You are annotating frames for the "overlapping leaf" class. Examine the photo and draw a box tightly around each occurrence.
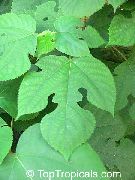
[89,107,135,180]
[0,78,22,117]
[18,55,115,159]
[0,13,37,81]
[109,12,135,46]
[54,16,89,57]
[35,1,58,32]
[11,0,46,14]
[80,26,105,48]
[36,31,56,58]
[88,5,114,42]
[114,60,135,110]
[0,124,109,180]
[0,117,13,165]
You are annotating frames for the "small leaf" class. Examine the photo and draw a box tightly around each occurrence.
[36,31,56,57]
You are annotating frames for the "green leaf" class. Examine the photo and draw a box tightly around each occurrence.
[108,0,127,10]
[54,16,89,57]
[115,138,135,180]
[114,60,135,110]
[36,31,56,58]
[0,78,22,117]
[41,106,95,160]
[0,13,37,81]
[11,0,46,14]
[18,55,115,158]
[18,55,115,117]
[89,105,135,180]
[89,5,114,43]
[55,33,90,57]
[0,117,13,165]
[59,0,105,18]
[0,124,109,180]
[54,16,83,33]
[35,1,57,32]
[129,103,135,120]
[80,26,105,48]
[109,13,135,46]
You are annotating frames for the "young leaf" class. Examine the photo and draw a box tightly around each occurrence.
[0,124,109,180]
[0,117,13,165]
[36,31,56,58]
[59,0,105,18]
[0,13,37,81]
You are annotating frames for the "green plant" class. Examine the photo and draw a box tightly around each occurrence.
[0,0,135,179]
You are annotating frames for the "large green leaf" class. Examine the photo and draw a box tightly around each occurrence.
[0,78,21,117]
[18,55,115,118]
[18,55,115,158]
[0,124,109,180]
[0,13,37,81]
[108,13,135,46]
[0,117,13,165]
[59,0,105,18]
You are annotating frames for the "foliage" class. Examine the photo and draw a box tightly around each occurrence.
[0,0,135,179]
